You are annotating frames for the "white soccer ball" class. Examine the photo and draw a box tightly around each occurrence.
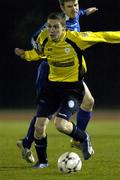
[57,152,82,173]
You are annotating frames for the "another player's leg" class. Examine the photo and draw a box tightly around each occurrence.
[54,117,93,160]
[71,81,94,155]
[36,61,49,99]
[77,81,94,131]
[55,96,93,160]
[17,116,36,163]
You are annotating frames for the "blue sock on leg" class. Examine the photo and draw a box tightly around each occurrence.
[77,108,92,131]
[22,116,36,149]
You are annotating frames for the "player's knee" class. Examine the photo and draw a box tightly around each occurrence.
[81,95,94,111]
[34,117,48,139]
[87,95,94,108]
[54,117,72,134]
[54,117,66,132]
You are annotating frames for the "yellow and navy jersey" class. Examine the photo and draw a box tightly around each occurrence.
[25,29,120,82]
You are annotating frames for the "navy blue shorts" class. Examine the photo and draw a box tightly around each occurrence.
[36,81,84,120]
[36,60,49,95]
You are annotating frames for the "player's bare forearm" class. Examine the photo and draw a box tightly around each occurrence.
[85,7,98,16]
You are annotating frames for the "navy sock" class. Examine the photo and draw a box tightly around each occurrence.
[34,136,48,163]
[69,123,87,142]
[22,116,36,149]
[77,108,92,131]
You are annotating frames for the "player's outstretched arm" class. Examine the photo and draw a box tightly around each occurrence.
[85,7,98,16]
[15,47,43,61]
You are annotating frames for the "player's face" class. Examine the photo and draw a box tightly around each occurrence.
[47,19,65,41]
[61,0,79,18]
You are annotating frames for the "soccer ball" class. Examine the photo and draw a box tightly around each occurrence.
[58,152,82,173]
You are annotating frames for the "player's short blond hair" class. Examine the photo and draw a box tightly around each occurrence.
[59,0,77,6]
[47,12,66,27]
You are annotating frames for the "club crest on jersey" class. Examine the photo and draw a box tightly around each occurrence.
[65,48,70,54]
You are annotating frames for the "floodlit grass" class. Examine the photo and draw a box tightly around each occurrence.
[0,111,120,180]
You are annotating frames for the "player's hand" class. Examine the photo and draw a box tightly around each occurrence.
[85,7,98,15]
[14,48,25,59]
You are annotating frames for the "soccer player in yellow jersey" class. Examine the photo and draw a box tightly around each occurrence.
[15,12,120,168]
[16,0,98,166]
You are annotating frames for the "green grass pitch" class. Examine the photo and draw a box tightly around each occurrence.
[0,110,120,180]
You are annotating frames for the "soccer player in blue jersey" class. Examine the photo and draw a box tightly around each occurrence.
[17,0,98,165]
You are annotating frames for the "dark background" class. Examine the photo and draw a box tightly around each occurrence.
[1,0,120,109]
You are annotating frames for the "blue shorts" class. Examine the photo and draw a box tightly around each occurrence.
[36,60,49,95]
[36,81,84,120]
